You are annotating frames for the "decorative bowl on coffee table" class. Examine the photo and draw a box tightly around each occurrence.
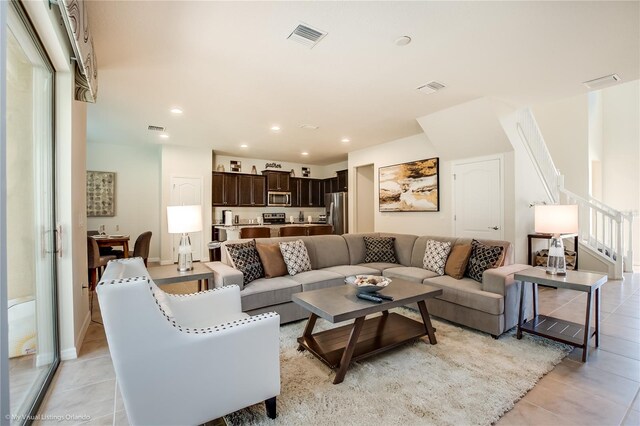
[345,275,391,293]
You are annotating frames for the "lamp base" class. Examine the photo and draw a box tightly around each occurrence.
[545,234,567,276]
[177,233,193,272]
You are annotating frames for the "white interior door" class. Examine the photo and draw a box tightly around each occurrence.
[170,176,203,261]
[453,157,503,240]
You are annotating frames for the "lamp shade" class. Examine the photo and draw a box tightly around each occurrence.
[534,204,579,234]
[167,205,202,234]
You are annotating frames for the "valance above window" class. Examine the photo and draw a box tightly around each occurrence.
[59,0,98,102]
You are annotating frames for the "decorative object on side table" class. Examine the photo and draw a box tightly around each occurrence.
[167,205,202,272]
[379,157,439,212]
[534,204,579,275]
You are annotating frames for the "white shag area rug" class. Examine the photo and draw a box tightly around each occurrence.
[226,308,570,426]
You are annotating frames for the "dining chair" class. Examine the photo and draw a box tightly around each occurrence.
[240,227,271,239]
[306,225,334,236]
[87,237,116,290]
[279,226,307,237]
[131,231,152,266]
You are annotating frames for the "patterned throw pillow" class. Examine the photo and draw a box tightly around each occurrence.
[465,240,504,282]
[363,236,398,263]
[279,240,312,276]
[225,240,265,285]
[423,239,452,276]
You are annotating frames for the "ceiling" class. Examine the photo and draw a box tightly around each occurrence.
[86,1,639,165]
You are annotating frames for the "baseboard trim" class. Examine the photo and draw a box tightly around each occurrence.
[148,257,160,263]
[61,309,91,361]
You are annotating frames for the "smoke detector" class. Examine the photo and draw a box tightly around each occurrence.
[416,81,446,95]
[287,23,327,48]
[583,74,621,90]
[148,125,166,132]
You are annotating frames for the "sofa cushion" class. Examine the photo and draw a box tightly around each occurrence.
[321,265,381,277]
[445,244,473,279]
[411,236,459,268]
[279,239,312,276]
[290,270,345,291]
[383,266,439,283]
[364,236,398,263]
[307,235,351,269]
[240,276,302,311]
[343,233,379,265]
[424,275,504,315]
[465,240,504,282]
[381,233,419,266]
[456,237,512,266]
[358,262,402,272]
[423,239,452,276]
[255,242,287,278]
[225,240,264,285]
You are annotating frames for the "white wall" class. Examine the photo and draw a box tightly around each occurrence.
[602,80,640,266]
[348,133,452,236]
[161,145,213,264]
[532,94,590,198]
[86,142,161,260]
[355,164,375,233]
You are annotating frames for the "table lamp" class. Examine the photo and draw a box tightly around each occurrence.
[167,205,202,272]
[534,204,579,275]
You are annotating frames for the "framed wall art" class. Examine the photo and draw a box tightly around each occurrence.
[87,171,116,217]
[379,157,439,212]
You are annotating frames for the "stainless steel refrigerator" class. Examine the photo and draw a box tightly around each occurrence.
[325,192,348,235]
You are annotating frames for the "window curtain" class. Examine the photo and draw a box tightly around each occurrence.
[59,0,98,102]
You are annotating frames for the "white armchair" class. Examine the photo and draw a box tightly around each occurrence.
[96,258,280,425]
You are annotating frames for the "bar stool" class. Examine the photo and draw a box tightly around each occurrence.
[306,225,334,236]
[279,226,307,237]
[240,227,271,239]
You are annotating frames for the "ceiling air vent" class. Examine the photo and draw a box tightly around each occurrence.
[417,81,446,95]
[583,74,620,90]
[147,125,165,132]
[287,23,327,48]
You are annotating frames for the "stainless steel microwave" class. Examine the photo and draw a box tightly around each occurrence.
[267,191,291,207]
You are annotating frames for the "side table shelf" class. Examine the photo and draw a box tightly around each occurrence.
[527,233,579,269]
[520,315,595,347]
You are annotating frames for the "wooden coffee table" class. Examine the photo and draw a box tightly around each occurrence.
[292,279,443,384]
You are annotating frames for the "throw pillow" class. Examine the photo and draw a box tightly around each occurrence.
[225,240,265,285]
[422,239,452,276]
[465,240,504,283]
[279,239,312,276]
[445,244,473,279]
[363,236,398,263]
[256,242,288,278]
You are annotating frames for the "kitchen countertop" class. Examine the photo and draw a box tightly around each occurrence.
[215,222,328,229]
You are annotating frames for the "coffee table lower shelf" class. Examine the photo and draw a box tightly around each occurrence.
[297,313,426,369]
[520,314,595,347]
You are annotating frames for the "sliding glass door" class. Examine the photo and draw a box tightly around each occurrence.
[5,1,59,423]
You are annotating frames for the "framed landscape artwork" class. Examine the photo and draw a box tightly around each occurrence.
[379,157,439,212]
[87,171,116,217]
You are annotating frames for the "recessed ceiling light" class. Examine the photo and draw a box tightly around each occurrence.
[159,133,169,139]
[170,108,183,114]
[341,137,350,143]
[240,144,248,148]
[271,125,281,132]
[301,152,309,156]
[394,36,412,46]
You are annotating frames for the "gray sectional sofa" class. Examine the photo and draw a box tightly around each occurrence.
[205,233,533,337]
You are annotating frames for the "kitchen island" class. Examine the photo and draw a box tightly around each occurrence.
[215,222,329,240]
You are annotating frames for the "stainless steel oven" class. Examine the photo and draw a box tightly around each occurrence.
[267,191,291,207]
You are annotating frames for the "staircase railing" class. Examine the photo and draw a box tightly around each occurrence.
[515,107,632,278]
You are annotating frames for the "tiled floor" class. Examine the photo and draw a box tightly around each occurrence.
[35,273,639,425]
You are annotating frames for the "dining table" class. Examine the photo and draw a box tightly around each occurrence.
[91,234,131,257]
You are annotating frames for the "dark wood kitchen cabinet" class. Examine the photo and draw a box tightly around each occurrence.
[337,169,348,192]
[238,175,266,207]
[212,172,238,206]
[311,179,323,207]
[263,171,290,192]
[299,179,311,207]
[290,177,301,207]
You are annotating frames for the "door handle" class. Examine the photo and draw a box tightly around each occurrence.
[488,226,499,230]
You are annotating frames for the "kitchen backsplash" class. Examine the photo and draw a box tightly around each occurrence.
[212,206,326,224]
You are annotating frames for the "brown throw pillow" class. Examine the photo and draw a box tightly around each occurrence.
[445,244,473,279]
[256,243,288,278]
